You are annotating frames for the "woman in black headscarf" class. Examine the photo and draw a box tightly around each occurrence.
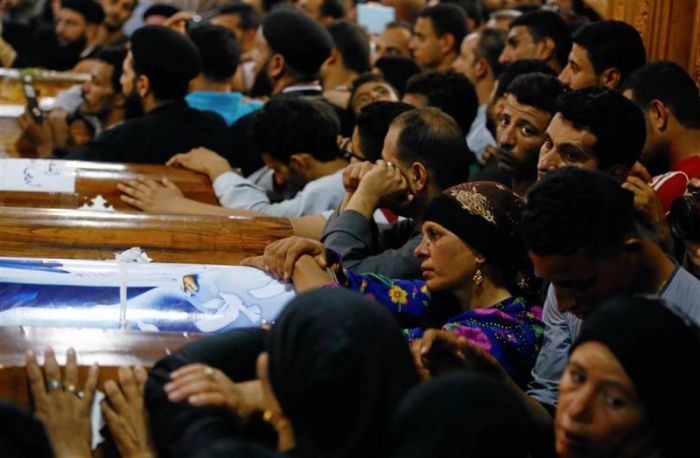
[556,296,700,458]
[260,287,419,458]
[164,288,419,458]
[246,182,544,387]
[385,371,541,458]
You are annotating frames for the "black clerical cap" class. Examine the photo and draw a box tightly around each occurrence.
[262,8,332,75]
[61,0,105,24]
[130,25,202,83]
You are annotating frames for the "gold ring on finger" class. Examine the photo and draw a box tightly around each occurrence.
[65,384,78,395]
[203,366,215,381]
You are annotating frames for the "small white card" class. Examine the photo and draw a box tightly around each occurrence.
[0,159,76,193]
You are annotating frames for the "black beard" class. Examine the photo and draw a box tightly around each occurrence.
[123,89,145,120]
[250,67,273,98]
[36,28,87,71]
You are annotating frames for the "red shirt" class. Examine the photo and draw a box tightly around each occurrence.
[652,155,700,213]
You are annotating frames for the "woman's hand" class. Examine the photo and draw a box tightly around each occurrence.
[102,366,155,458]
[411,329,506,380]
[164,363,263,419]
[241,236,327,282]
[26,347,98,458]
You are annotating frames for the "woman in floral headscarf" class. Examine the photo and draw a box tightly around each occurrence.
[248,182,543,387]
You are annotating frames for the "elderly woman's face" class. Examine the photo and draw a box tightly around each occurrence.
[556,341,655,458]
[414,221,482,293]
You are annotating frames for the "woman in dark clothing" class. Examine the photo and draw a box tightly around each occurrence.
[557,297,700,458]
[160,288,419,458]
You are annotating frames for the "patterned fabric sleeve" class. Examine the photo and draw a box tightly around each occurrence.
[337,270,432,317]
[442,298,544,387]
[328,269,544,387]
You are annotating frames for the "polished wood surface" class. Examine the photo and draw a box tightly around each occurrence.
[0,207,293,264]
[0,326,204,408]
[0,69,88,104]
[602,0,700,84]
[0,161,220,210]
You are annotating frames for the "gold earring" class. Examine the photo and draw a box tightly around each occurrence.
[472,268,483,286]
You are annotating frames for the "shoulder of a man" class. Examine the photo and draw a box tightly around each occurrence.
[527,285,577,407]
[661,266,700,325]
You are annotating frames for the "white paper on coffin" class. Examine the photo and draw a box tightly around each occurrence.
[0,257,296,333]
[0,159,76,192]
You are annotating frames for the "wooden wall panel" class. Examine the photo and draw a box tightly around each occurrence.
[605,0,700,85]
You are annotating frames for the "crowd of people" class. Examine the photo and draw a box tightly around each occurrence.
[2,0,700,456]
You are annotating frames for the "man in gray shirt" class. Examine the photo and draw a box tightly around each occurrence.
[322,107,475,278]
[522,167,700,410]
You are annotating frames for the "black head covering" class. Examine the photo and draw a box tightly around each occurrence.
[61,0,105,24]
[0,401,53,457]
[268,288,419,458]
[423,181,536,294]
[262,8,332,76]
[130,25,202,86]
[572,296,700,458]
[385,371,539,458]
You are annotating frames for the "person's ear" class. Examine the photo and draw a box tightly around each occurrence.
[474,57,489,80]
[599,67,622,90]
[440,33,456,57]
[622,236,644,256]
[648,99,669,133]
[84,23,98,41]
[409,161,429,192]
[136,74,150,98]
[268,53,285,79]
[328,48,339,65]
[289,153,311,173]
[537,36,556,63]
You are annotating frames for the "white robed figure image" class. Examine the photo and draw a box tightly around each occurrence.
[0,257,296,333]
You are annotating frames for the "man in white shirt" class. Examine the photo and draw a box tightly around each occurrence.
[118,96,348,218]
[452,28,506,160]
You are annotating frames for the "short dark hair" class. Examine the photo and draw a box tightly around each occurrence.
[385,20,413,32]
[418,4,468,54]
[188,24,240,82]
[214,2,260,29]
[320,0,345,20]
[495,59,556,100]
[326,20,370,75]
[95,46,127,94]
[506,73,564,116]
[621,61,700,130]
[373,56,421,96]
[404,71,478,135]
[142,3,179,21]
[356,101,414,161]
[510,10,571,69]
[392,107,475,189]
[441,0,483,28]
[475,28,507,78]
[523,167,637,258]
[255,96,341,163]
[557,87,646,169]
[572,20,646,85]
